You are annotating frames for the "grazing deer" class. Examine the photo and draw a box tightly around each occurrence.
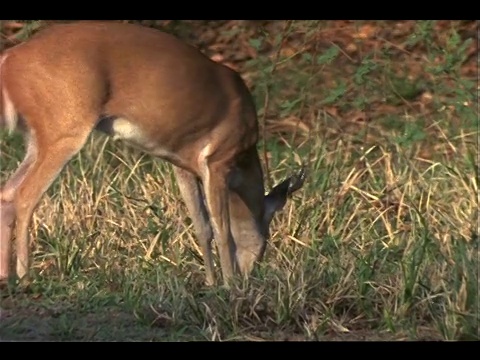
[0,21,305,286]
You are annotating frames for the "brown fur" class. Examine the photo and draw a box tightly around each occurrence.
[0,21,304,286]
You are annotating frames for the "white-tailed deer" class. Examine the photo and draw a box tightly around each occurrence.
[0,21,305,286]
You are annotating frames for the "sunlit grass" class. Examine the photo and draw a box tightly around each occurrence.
[0,20,477,341]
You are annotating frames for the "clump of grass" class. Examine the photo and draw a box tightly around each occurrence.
[0,20,477,341]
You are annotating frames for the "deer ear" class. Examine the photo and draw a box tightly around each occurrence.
[285,166,307,195]
[263,167,307,226]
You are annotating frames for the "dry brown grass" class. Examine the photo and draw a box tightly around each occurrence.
[1,20,478,341]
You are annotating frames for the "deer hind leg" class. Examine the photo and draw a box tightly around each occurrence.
[173,166,216,285]
[0,199,15,280]
[228,147,267,276]
[0,135,38,280]
[10,122,92,281]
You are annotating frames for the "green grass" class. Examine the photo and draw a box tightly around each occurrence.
[0,20,478,341]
